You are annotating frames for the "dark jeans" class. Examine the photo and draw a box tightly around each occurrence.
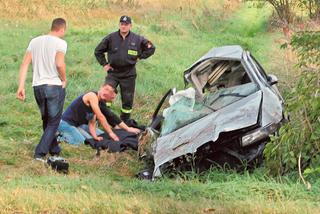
[33,85,65,158]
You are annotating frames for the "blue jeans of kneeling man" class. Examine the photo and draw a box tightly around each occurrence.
[57,120,104,145]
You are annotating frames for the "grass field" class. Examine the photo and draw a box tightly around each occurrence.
[0,0,319,213]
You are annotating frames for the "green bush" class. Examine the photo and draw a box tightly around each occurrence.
[264,31,320,179]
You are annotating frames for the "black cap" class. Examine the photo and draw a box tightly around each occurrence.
[119,15,132,24]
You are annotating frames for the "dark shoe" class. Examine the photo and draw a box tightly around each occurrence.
[125,119,146,130]
[120,112,131,122]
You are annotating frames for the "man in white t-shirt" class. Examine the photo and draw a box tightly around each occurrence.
[17,18,68,161]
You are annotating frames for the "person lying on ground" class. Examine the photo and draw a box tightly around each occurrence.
[57,83,140,146]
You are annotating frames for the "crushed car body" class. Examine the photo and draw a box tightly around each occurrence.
[140,45,286,178]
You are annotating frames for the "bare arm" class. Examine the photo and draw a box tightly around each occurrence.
[85,93,119,141]
[117,122,141,134]
[55,51,67,88]
[88,115,103,141]
[17,52,32,101]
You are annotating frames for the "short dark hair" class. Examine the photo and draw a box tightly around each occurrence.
[51,18,66,31]
[102,83,118,94]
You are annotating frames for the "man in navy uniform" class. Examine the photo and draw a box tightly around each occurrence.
[94,15,156,122]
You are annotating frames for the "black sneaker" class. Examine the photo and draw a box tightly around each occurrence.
[47,156,69,174]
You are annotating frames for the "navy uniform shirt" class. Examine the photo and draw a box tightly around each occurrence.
[94,30,155,76]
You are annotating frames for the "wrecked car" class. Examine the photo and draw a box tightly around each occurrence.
[138,45,286,178]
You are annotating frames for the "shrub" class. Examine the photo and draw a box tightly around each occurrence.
[264,31,320,180]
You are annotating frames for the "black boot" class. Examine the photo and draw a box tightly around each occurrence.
[120,112,131,123]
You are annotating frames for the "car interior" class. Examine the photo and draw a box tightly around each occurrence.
[187,59,252,97]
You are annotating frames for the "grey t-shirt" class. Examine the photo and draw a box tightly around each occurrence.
[27,35,67,86]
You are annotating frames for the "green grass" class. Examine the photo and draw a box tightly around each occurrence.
[0,148,319,213]
[0,0,318,213]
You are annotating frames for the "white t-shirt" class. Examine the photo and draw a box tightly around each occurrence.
[27,35,67,86]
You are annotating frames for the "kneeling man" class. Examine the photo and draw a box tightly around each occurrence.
[58,83,140,145]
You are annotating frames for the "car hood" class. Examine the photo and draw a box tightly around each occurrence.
[153,90,262,177]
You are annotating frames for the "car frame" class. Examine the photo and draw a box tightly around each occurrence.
[140,45,286,178]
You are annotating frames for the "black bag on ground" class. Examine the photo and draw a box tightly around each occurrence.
[47,156,69,173]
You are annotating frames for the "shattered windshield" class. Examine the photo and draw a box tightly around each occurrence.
[160,83,258,135]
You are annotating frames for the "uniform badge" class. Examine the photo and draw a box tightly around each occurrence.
[128,50,138,56]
